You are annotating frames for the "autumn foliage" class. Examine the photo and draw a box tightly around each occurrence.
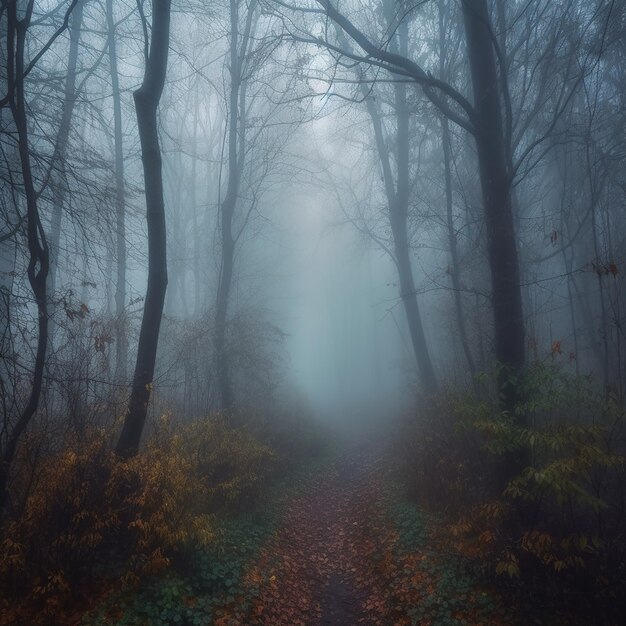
[0,415,275,625]
[399,363,626,619]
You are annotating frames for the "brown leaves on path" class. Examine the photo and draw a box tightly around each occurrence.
[215,449,509,626]
[218,453,395,625]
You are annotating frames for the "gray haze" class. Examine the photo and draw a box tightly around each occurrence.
[1,0,624,430]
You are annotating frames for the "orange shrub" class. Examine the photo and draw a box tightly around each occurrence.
[0,415,275,623]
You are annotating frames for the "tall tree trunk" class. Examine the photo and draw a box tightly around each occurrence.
[214,0,242,411]
[461,0,525,411]
[48,0,83,336]
[391,25,438,393]
[438,1,478,393]
[360,97,437,393]
[0,4,50,510]
[391,212,438,393]
[585,130,610,390]
[115,0,170,458]
[351,16,437,394]
[191,85,201,317]
[461,0,529,494]
[442,116,478,393]
[106,0,128,383]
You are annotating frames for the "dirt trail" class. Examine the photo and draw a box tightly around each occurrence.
[218,450,391,625]
[216,446,510,626]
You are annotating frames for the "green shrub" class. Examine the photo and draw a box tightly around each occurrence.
[400,363,626,615]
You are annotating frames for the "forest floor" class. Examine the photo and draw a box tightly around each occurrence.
[207,441,514,626]
[83,439,533,626]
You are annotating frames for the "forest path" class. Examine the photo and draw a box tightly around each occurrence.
[216,442,510,626]
[219,446,392,625]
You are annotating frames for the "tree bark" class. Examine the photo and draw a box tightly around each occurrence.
[214,0,257,410]
[318,0,526,407]
[115,0,170,458]
[391,209,438,394]
[214,0,241,412]
[461,0,525,410]
[437,2,478,393]
[442,116,478,393]
[0,3,50,510]
[351,16,437,394]
[106,0,128,383]
[391,23,438,393]
[48,0,83,336]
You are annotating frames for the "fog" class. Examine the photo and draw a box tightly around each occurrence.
[1,0,625,623]
[5,0,623,427]
[0,0,625,464]
[279,190,409,420]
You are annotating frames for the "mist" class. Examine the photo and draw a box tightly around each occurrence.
[1,0,625,623]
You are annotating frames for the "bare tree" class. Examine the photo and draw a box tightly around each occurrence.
[106,0,128,383]
[437,0,478,393]
[214,0,258,409]
[48,0,84,307]
[341,7,438,393]
[0,0,79,511]
[116,0,171,458]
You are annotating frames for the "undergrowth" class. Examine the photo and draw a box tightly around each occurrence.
[387,499,513,625]
[81,447,335,626]
[0,412,318,625]
[399,362,626,623]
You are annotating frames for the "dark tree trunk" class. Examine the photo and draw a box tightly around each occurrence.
[391,40,438,394]
[391,212,438,394]
[106,0,128,383]
[214,57,238,410]
[214,0,251,411]
[0,5,50,510]
[48,0,83,334]
[461,0,529,494]
[461,0,525,410]
[319,0,524,401]
[115,0,170,458]
[437,1,478,393]
[215,222,235,410]
[442,116,479,394]
[354,17,438,394]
